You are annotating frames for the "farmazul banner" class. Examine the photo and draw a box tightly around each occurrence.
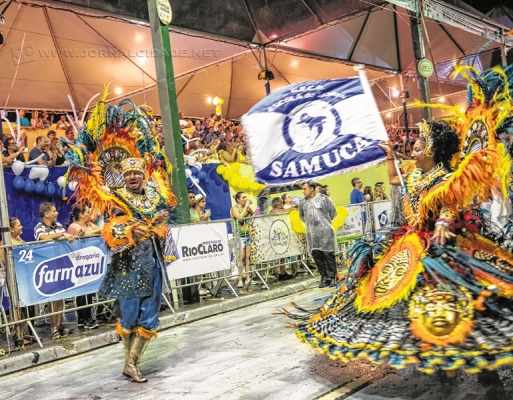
[14,237,108,306]
[242,77,388,185]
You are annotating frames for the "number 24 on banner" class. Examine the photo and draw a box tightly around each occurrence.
[18,249,34,263]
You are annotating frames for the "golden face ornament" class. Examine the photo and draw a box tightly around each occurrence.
[355,233,426,313]
[409,285,474,346]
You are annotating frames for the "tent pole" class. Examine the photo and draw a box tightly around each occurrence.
[409,0,431,121]
[263,47,271,96]
[500,29,508,67]
[146,0,190,224]
[399,74,410,155]
[0,160,23,343]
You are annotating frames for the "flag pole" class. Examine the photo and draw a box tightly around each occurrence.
[356,65,405,190]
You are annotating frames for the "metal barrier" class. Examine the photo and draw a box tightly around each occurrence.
[0,200,396,353]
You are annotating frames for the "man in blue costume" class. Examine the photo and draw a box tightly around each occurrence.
[100,157,172,383]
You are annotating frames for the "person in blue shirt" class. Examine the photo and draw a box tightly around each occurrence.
[349,177,364,204]
[18,110,30,127]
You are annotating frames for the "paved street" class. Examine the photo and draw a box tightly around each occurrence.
[1,288,512,400]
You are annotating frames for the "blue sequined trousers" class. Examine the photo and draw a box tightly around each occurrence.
[119,261,162,330]
[100,239,163,331]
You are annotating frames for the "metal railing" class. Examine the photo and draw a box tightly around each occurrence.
[0,201,393,353]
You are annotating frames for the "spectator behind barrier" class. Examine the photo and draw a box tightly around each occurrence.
[29,136,52,167]
[269,197,284,215]
[56,115,70,130]
[281,193,296,211]
[68,206,100,331]
[374,181,388,201]
[34,202,74,340]
[2,136,25,166]
[18,110,30,127]
[190,194,210,223]
[350,177,364,204]
[9,217,38,347]
[47,130,66,166]
[10,217,24,245]
[363,186,374,202]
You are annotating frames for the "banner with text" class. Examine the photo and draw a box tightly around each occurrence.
[14,237,109,306]
[166,222,231,280]
[250,214,305,263]
[242,77,388,185]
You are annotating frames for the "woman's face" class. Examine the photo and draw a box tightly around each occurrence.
[11,219,22,237]
[412,139,429,163]
[238,194,247,206]
[198,199,206,209]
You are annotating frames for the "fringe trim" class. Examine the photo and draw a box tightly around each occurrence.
[296,327,513,375]
[135,326,158,340]
[115,321,132,337]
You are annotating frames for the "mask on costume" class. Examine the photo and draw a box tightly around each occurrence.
[463,120,489,155]
[99,147,132,189]
[409,285,474,346]
[374,250,409,297]
[355,233,425,313]
[121,157,146,176]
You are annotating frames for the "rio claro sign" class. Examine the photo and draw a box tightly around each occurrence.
[166,222,231,280]
[14,237,108,306]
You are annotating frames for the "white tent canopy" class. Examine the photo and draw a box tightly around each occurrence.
[0,0,507,119]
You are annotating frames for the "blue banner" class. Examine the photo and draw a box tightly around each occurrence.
[14,237,109,306]
[242,78,388,185]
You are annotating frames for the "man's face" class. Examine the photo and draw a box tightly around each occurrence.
[354,179,362,190]
[41,138,50,150]
[375,184,383,194]
[65,130,75,142]
[188,193,196,207]
[303,184,314,199]
[45,206,58,224]
[124,171,144,192]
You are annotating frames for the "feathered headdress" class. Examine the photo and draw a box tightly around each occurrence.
[409,64,513,228]
[65,86,176,216]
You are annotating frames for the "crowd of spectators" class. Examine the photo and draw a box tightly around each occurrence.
[1,110,77,168]
[350,177,389,205]
[385,124,419,156]
[1,110,249,169]
[179,113,248,164]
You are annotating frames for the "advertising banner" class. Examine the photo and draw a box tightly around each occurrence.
[14,237,108,306]
[373,201,393,230]
[342,205,364,233]
[250,214,304,263]
[166,222,231,280]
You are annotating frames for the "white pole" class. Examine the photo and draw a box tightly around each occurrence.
[356,65,405,189]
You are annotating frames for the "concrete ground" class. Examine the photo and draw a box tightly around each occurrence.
[1,288,511,400]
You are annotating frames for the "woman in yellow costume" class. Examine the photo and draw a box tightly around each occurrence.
[292,65,513,398]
